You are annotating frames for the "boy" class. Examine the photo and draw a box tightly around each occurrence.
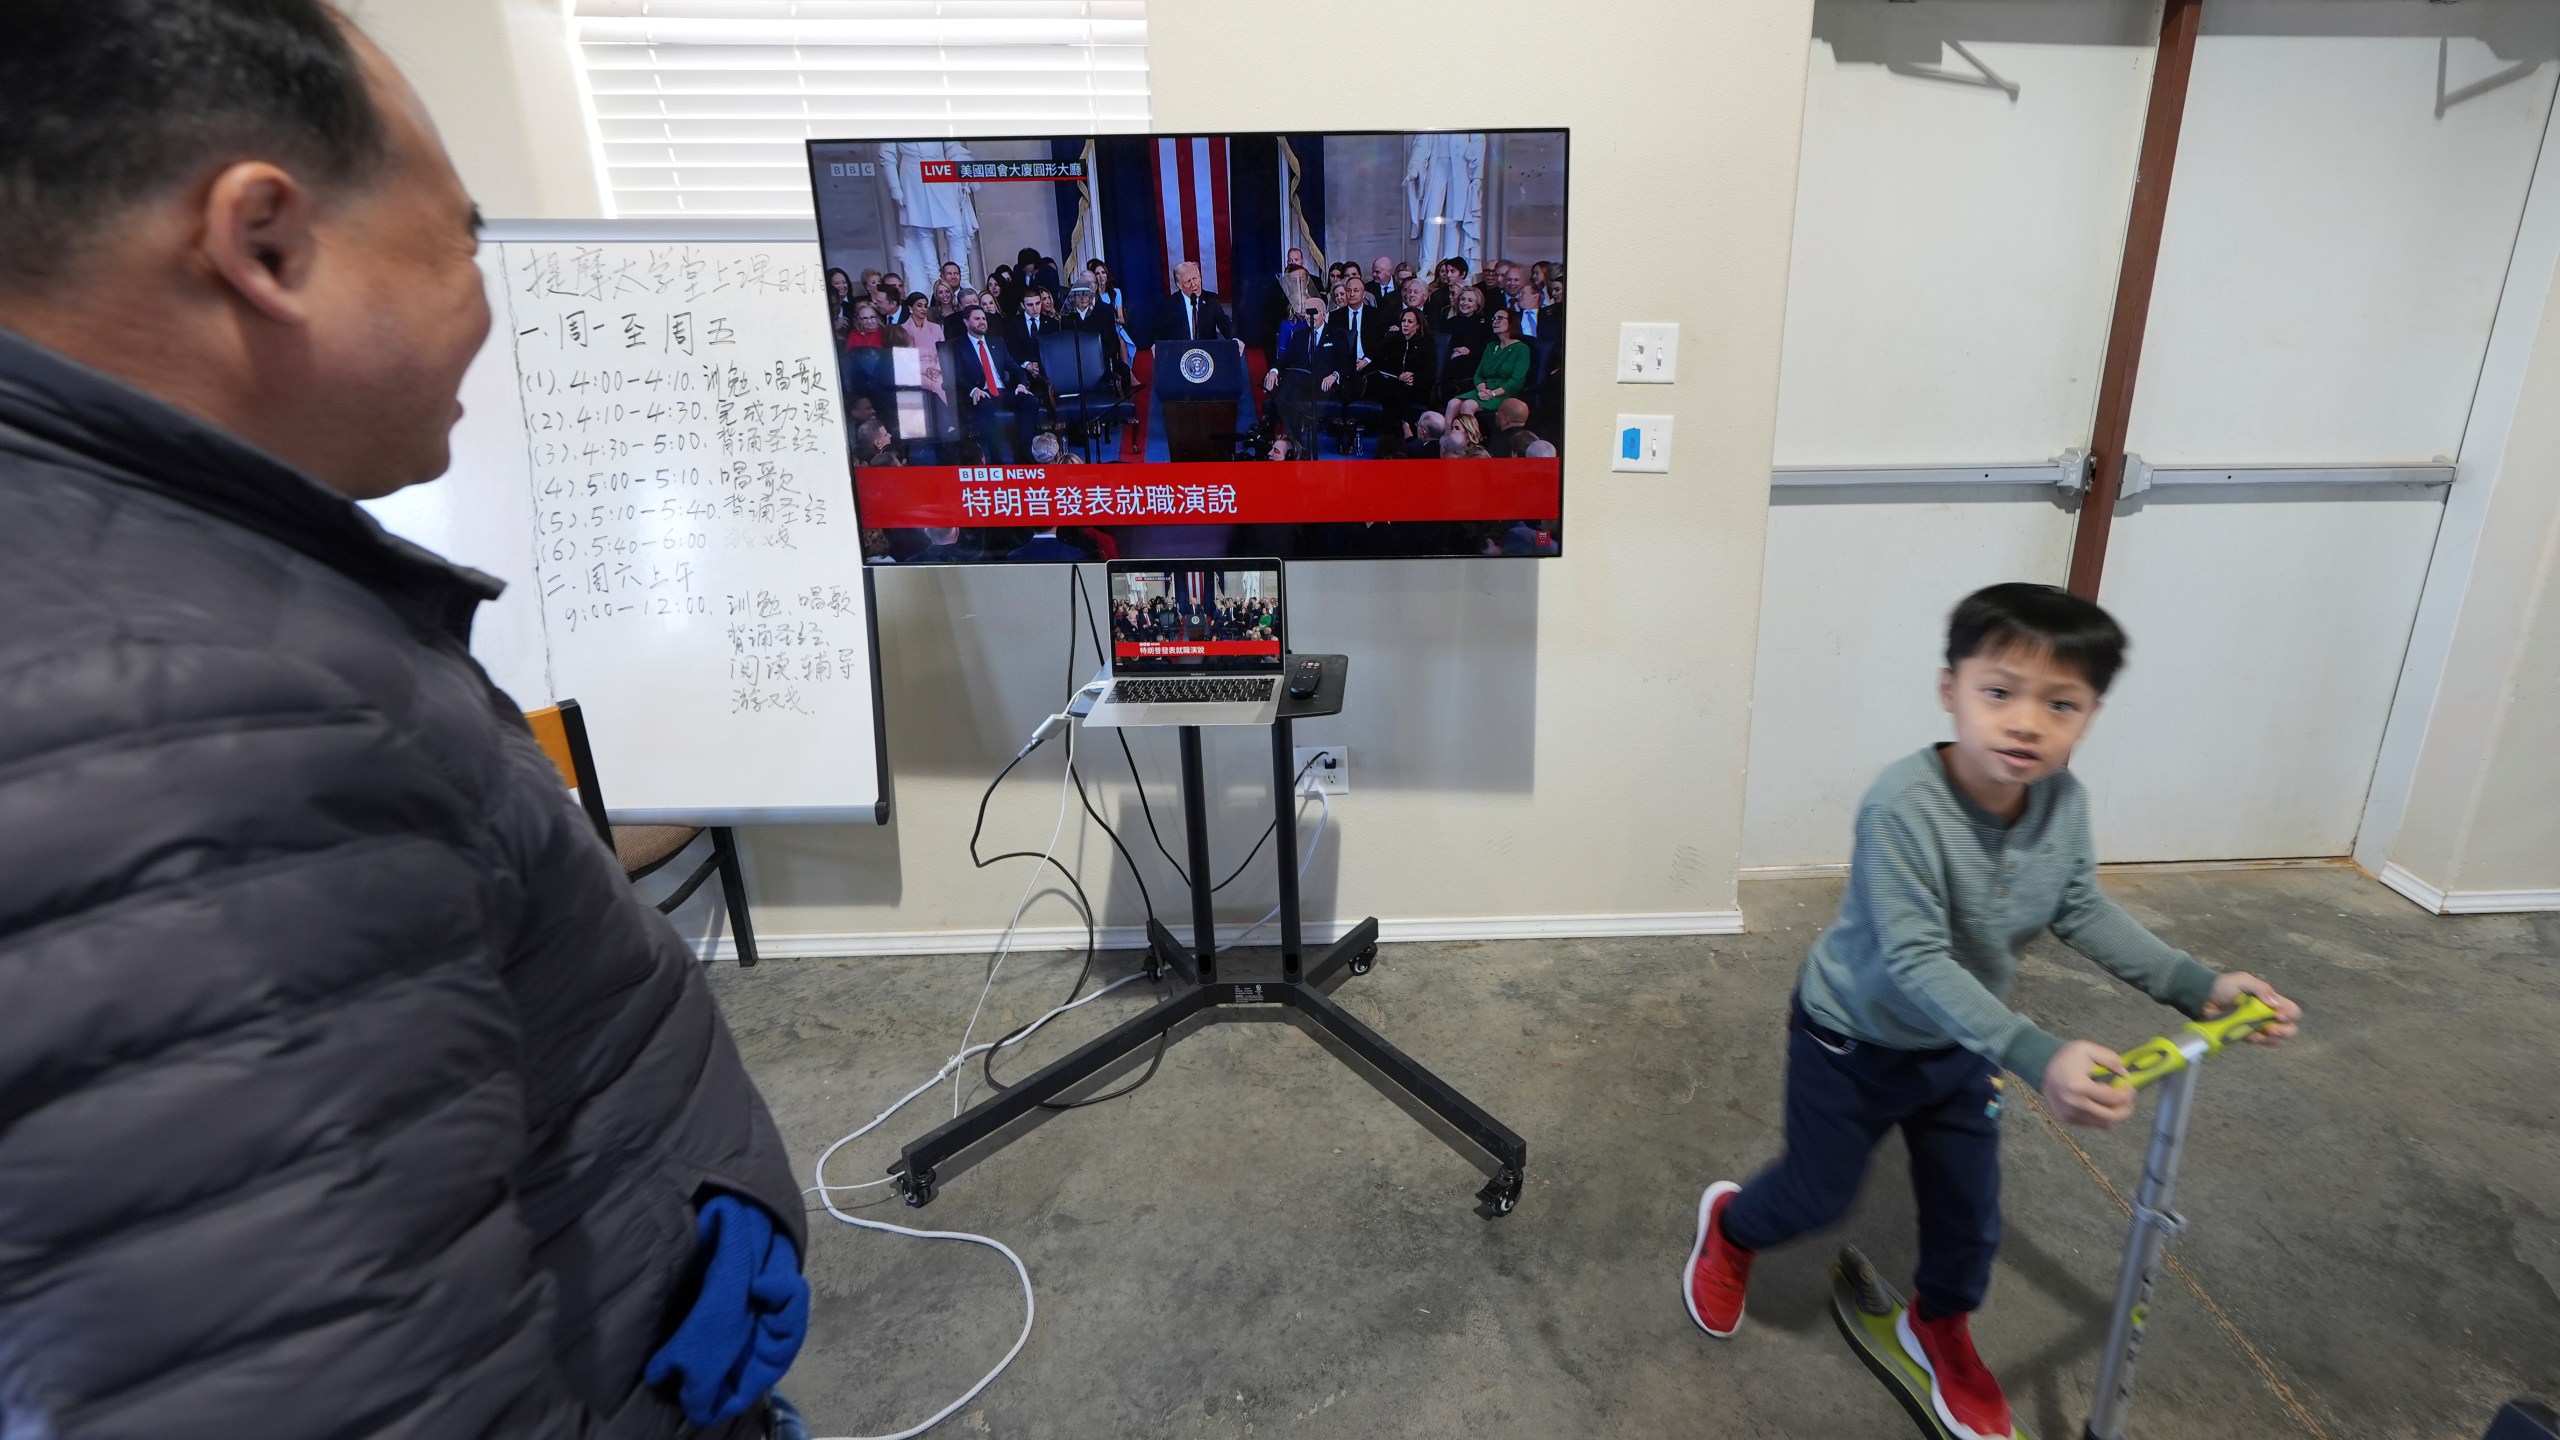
[1683,583,2300,1440]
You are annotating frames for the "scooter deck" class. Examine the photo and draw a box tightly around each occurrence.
[1830,1245,2032,1440]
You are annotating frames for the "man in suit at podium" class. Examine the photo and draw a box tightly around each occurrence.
[950,306,1039,463]
[1263,294,1347,457]
[1163,260,1232,344]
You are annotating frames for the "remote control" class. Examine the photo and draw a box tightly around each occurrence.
[1286,657,1324,699]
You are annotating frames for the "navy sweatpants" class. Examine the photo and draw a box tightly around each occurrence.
[1721,994,2005,1319]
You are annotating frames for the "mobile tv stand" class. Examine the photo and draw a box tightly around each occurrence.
[890,654,1528,1219]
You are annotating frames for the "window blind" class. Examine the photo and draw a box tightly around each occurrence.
[571,1,1150,217]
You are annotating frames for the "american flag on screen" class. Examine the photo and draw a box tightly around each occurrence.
[1151,137,1232,296]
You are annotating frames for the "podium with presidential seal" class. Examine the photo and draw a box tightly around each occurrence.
[1151,338,1247,461]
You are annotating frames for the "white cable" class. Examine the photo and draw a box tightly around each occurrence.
[802,970,1146,1201]
[955,721,1078,1116]
[798,972,1146,1440]
[806,1205,1028,1440]
[1217,783,1331,952]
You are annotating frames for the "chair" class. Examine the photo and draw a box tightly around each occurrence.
[524,699,761,967]
[1037,330,1136,459]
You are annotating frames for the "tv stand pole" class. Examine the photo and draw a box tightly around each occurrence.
[892,654,1528,1218]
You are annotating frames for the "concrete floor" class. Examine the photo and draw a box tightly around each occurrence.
[709,868,2560,1439]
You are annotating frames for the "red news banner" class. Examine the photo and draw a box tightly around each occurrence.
[853,458,1562,529]
[1116,640,1281,659]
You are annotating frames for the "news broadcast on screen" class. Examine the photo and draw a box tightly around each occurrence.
[807,130,1568,564]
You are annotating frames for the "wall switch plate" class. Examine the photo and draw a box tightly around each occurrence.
[1294,745,1349,795]
[1617,322,1679,383]
[1612,415,1673,473]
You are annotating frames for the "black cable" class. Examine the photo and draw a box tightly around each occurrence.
[1070,566,1333,894]
[966,570,1170,1113]
[1075,566,1194,886]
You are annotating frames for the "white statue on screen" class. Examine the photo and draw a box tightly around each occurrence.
[1404,132,1486,271]
[879,140,981,286]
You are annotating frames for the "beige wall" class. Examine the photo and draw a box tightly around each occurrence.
[346,0,603,219]
[2387,241,2560,902]
[352,0,1817,950]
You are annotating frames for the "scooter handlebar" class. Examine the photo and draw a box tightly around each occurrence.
[2098,994,2280,1090]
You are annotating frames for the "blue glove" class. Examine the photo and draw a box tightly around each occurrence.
[644,1194,811,1426]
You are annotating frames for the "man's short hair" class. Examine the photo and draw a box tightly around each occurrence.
[1415,410,1447,439]
[1030,432,1062,462]
[1945,582,2128,695]
[960,304,986,322]
[0,0,388,287]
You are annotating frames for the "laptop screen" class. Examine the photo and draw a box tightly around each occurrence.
[1109,565,1284,673]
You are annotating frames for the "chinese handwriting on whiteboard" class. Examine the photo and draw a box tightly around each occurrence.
[508,244,855,716]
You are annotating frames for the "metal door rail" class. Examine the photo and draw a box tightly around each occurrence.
[2119,455,2455,497]
[1771,451,2088,491]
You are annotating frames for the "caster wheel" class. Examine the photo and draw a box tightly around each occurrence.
[898,1166,938,1209]
[1348,944,1378,976]
[1473,1167,1523,1220]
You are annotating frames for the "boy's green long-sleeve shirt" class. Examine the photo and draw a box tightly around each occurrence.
[1798,746,2221,1082]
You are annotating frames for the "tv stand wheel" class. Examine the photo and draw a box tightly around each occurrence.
[898,1166,938,1209]
[1474,1168,1523,1220]
[1349,944,1377,976]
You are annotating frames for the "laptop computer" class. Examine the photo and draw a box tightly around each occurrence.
[1083,558,1287,728]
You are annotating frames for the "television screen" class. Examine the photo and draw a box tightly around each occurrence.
[808,129,1567,564]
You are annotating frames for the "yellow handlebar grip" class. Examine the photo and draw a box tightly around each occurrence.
[2188,993,2279,1048]
[2094,993,2282,1089]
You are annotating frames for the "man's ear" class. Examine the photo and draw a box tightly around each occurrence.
[1939,666,1957,714]
[198,161,319,326]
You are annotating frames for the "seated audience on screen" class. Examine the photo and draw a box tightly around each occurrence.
[851,419,900,467]
[1481,397,1537,457]
[1265,294,1346,457]
[1368,255,1398,304]
[1441,284,1490,395]
[1401,407,1449,459]
[828,266,857,329]
[843,301,887,350]
[1471,307,1530,407]
[1061,283,1130,389]
[950,305,1040,463]
[1372,307,1434,440]
[1007,526,1086,563]
[941,288,981,344]
[1329,276,1389,408]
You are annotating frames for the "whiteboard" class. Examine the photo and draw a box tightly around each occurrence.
[364,226,888,825]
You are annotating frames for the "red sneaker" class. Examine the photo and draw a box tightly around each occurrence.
[1683,1181,1754,1338]
[1897,1308,2016,1440]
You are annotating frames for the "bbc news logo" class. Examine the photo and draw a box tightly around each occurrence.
[825,161,878,178]
[960,467,1048,483]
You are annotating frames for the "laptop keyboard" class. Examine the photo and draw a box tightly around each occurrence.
[1113,676,1278,705]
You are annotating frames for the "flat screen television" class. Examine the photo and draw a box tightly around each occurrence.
[808,129,1568,564]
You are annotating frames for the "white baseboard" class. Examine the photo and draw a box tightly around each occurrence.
[2441,887,2560,913]
[2376,862,2560,914]
[690,908,1746,962]
[2378,862,2449,912]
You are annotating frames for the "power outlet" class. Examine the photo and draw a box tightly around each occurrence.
[1294,745,1349,795]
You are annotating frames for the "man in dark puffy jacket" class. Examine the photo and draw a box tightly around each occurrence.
[0,3,808,1436]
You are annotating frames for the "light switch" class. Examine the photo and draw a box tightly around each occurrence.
[1612,415,1673,473]
[1617,322,1679,384]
